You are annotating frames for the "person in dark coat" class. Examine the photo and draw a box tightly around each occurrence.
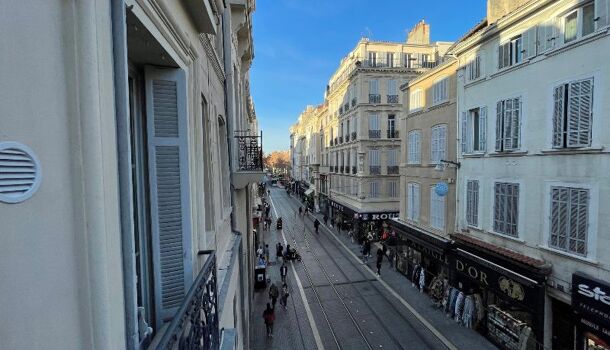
[376,248,384,276]
[323,214,328,226]
[314,218,320,233]
[263,303,275,337]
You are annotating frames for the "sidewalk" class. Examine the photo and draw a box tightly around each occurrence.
[305,208,497,350]
[249,199,318,350]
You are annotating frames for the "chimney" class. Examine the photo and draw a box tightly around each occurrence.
[487,0,532,24]
[406,20,430,45]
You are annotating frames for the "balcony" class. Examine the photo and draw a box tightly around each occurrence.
[334,137,338,145]
[345,134,350,142]
[387,130,399,139]
[330,139,334,146]
[352,166,357,174]
[387,95,398,103]
[340,166,344,173]
[344,103,349,112]
[369,130,381,139]
[369,166,381,175]
[339,136,343,144]
[339,106,343,115]
[351,132,357,141]
[387,166,399,174]
[154,250,219,350]
[351,98,357,107]
[369,94,381,104]
[233,131,265,189]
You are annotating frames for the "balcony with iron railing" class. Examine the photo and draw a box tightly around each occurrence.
[387,130,399,139]
[351,132,357,141]
[387,95,399,103]
[154,250,219,350]
[233,131,264,189]
[352,166,357,174]
[339,136,343,144]
[334,137,338,145]
[351,98,357,107]
[340,166,344,173]
[387,166,399,174]
[369,94,381,104]
[369,166,381,175]
[369,130,381,139]
[345,134,350,142]
[330,139,334,146]
[344,103,349,112]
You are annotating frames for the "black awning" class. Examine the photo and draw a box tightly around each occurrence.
[390,219,452,254]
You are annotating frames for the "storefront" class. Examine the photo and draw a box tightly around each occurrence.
[318,192,329,216]
[328,199,397,239]
[449,234,549,350]
[572,273,610,350]
[329,199,359,232]
[304,188,315,209]
[390,219,451,298]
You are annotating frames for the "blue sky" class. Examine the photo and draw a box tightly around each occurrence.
[251,0,487,153]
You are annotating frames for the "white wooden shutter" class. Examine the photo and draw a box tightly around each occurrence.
[512,99,521,149]
[522,26,538,60]
[553,85,566,147]
[550,187,568,249]
[495,101,503,151]
[569,188,589,255]
[439,125,447,161]
[479,107,487,152]
[413,184,420,221]
[461,112,468,154]
[567,78,594,147]
[145,66,193,325]
[595,0,608,29]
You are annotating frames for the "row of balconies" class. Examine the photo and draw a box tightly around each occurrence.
[367,94,399,104]
[329,130,397,147]
[368,130,399,139]
[325,165,398,175]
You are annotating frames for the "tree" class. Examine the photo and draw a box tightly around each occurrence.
[264,150,290,173]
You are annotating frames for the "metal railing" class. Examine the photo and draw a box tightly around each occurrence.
[340,166,344,173]
[330,139,333,146]
[369,166,381,175]
[387,166,399,174]
[339,136,343,144]
[334,137,338,145]
[369,130,381,139]
[235,131,263,171]
[155,251,218,350]
[387,130,399,139]
[352,166,357,174]
[387,95,399,103]
[351,132,357,140]
[351,98,357,107]
[369,94,381,104]
[344,103,349,112]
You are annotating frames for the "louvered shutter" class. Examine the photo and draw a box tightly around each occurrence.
[479,107,487,152]
[145,66,193,326]
[553,85,566,148]
[439,125,447,161]
[522,26,538,59]
[513,99,521,149]
[495,101,503,151]
[596,0,608,29]
[550,187,567,249]
[569,188,589,255]
[567,79,594,147]
[461,112,468,154]
[414,184,420,221]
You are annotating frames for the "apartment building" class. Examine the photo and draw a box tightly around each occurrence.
[0,1,261,349]
[390,58,458,288]
[452,1,610,349]
[303,21,453,237]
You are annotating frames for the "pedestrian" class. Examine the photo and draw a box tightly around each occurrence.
[348,228,354,243]
[314,218,320,234]
[280,283,290,310]
[276,242,283,260]
[280,262,288,283]
[269,283,279,307]
[264,244,270,263]
[376,248,384,276]
[263,303,275,337]
[336,219,341,234]
[298,207,302,216]
[256,245,263,257]
[304,206,309,215]
[267,189,271,197]
[323,214,328,226]
[365,239,372,258]
[329,216,335,229]
[361,244,369,264]
[263,219,268,231]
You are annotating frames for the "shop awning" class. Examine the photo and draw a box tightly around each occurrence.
[304,188,314,196]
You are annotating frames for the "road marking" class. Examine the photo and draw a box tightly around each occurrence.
[317,220,458,350]
[270,195,325,350]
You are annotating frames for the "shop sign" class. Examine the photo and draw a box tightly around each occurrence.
[358,212,399,221]
[406,238,446,263]
[330,201,344,212]
[573,273,610,327]
[451,252,540,310]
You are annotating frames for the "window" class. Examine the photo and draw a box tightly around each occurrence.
[564,3,596,44]
[407,183,420,221]
[410,89,423,111]
[467,56,481,81]
[430,124,447,164]
[462,107,487,154]
[495,98,521,152]
[498,35,522,69]
[538,19,557,53]
[466,180,479,227]
[370,181,380,198]
[369,149,380,168]
[387,115,396,137]
[369,114,380,138]
[430,187,445,230]
[368,51,378,67]
[493,182,519,237]
[549,186,589,256]
[386,52,395,67]
[407,130,421,164]
[565,11,578,42]
[553,78,593,148]
[352,178,358,196]
[369,79,380,103]
[432,77,449,104]
[387,149,398,166]
[387,180,398,198]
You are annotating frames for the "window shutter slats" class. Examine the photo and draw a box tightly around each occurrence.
[553,85,565,147]
[145,66,192,326]
[522,26,538,59]
[461,112,468,154]
[479,107,487,152]
[495,102,503,151]
[414,184,420,221]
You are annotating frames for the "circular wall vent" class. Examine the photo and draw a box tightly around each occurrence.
[0,142,42,203]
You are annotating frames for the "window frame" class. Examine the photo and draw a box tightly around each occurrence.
[407,182,420,222]
[430,124,447,164]
[552,77,594,149]
[466,179,480,228]
[407,130,421,164]
[429,186,446,230]
[432,77,449,105]
[467,55,481,81]
[409,89,423,111]
[492,182,520,238]
[495,97,522,152]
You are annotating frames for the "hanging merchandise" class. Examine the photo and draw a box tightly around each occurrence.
[487,305,533,350]
[454,291,465,323]
[411,264,420,287]
[428,277,445,306]
[419,267,426,292]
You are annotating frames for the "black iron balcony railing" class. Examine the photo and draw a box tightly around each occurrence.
[369,130,381,139]
[369,166,381,175]
[330,139,333,146]
[340,166,344,173]
[334,137,338,145]
[387,166,399,174]
[351,98,357,107]
[387,130,399,139]
[345,134,350,142]
[352,166,357,174]
[339,136,343,144]
[155,250,218,350]
[351,132,357,140]
[344,103,349,112]
[387,95,399,103]
[369,94,381,104]
[339,106,343,115]
[235,131,263,171]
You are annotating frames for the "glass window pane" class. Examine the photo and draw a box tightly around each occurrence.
[565,12,578,43]
[582,4,595,36]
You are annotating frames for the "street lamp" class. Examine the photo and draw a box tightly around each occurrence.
[434,159,461,171]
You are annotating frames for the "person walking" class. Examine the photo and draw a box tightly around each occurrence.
[298,207,303,216]
[269,282,279,308]
[336,218,341,234]
[376,248,384,276]
[256,245,263,257]
[361,243,369,264]
[280,263,288,283]
[276,242,283,261]
[280,283,290,310]
[264,244,270,264]
[313,218,320,234]
[323,214,328,226]
[263,303,275,338]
